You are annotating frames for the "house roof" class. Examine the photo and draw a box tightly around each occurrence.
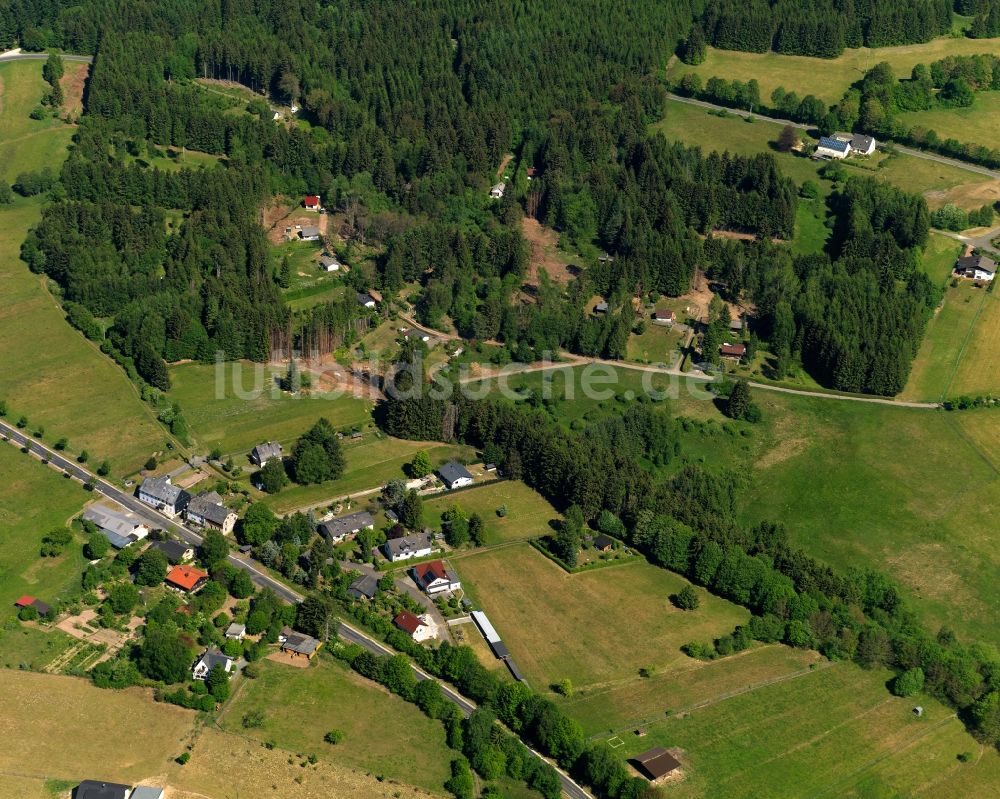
[150,539,190,562]
[14,595,36,607]
[653,309,675,320]
[593,534,615,550]
[348,573,379,599]
[15,595,50,615]
[850,133,875,151]
[594,301,609,312]
[319,255,340,267]
[225,623,246,637]
[167,564,209,591]
[438,461,472,485]
[414,559,460,588]
[385,532,432,559]
[385,509,399,522]
[304,195,320,205]
[319,510,375,540]
[75,781,132,799]
[139,475,187,506]
[83,504,145,538]
[131,787,166,799]
[187,494,233,526]
[720,343,747,356]
[101,530,136,549]
[729,319,743,330]
[251,441,282,461]
[631,747,681,781]
[818,136,850,153]
[357,292,376,305]
[393,610,427,635]
[283,632,321,655]
[196,649,233,672]
[300,225,321,238]
[957,254,997,274]
[526,166,538,177]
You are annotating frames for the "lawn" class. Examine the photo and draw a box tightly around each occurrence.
[218,657,453,793]
[792,198,831,255]
[941,287,1000,398]
[424,479,561,545]
[615,660,1000,799]
[0,443,90,624]
[900,91,1000,154]
[0,61,164,475]
[666,37,1000,106]
[453,544,750,692]
[168,360,373,456]
[627,322,686,365]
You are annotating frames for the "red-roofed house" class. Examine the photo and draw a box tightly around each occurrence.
[412,560,462,595]
[165,564,209,593]
[304,195,321,210]
[15,595,51,616]
[393,611,437,642]
[720,343,747,360]
[526,167,539,179]
[652,309,676,325]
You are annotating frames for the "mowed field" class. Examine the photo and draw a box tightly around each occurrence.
[900,91,1000,153]
[218,657,453,793]
[0,444,88,624]
[615,660,1000,799]
[666,37,1000,105]
[424,480,560,544]
[454,544,749,691]
[0,61,163,474]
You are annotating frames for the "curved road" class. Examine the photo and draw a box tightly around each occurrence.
[0,419,591,799]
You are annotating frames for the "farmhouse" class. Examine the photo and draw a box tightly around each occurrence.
[281,631,322,659]
[250,441,283,466]
[225,623,246,640]
[185,492,237,535]
[15,595,51,616]
[166,564,209,593]
[439,460,473,489]
[319,254,341,272]
[74,781,132,799]
[192,649,234,680]
[148,539,194,564]
[384,532,434,562]
[393,610,437,642]
[955,253,996,281]
[815,136,850,160]
[720,342,747,360]
[303,194,321,210]
[490,182,506,198]
[137,476,189,517]
[299,225,321,241]
[652,309,675,325]
[348,573,379,600]
[318,510,375,543]
[82,504,149,549]
[630,747,681,784]
[413,559,462,595]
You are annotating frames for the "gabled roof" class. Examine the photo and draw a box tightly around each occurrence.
[139,475,187,506]
[653,309,675,320]
[850,133,875,151]
[131,787,166,799]
[225,623,246,638]
[957,254,997,274]
[357,292,376,305]
[384,532,433,559]
[720,343,747,356]
[187,493,233,525]
[300,225,321,238]
[251,441,283,461]
[15,595,50,615]
[393,610,427,634]
[631,747,681,781]
[438,461,472,485]
[195,649,232,671]
[282,632,321,655]
[593,534,615,550]
[150,539,191,562]
[594,301,609,313]
[166,564,209,591]
[319,255,340,268]
[83,504,145,538]
[414,559,459,588]
[319,510,375,540]
[304,194,320,205]
[348,573,379,599]
[102,530,136,549]
[818,136,850,153]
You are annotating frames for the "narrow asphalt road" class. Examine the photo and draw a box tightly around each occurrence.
[0,419,591,798]
[0,48,92,64]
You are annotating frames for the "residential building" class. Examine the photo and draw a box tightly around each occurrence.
[720,343,747,360]
[137,476,189,518]
[192,649,234,680]
[250,441,283,467]
[630,747,681,784]
[593,534,615,552]
[652,309,675,325]
[318,510,375,544]
[729,318,743,333]
[526,166,539,179]
[849,133,876,156]
[413,560,462,595]
[489,182,506,199]
[347,573,379,600]
[385,508,399,523]
[815,136,850,159]
[15,595,50,616]
[319,255,341,272]
[303,194,321,210]
[956,254,997,281]
[594,301,609,313]
[281,631,322,660]
[383,532,433,562]
[82,504,149,549]
[225,623,246,640]
[393,610,437,642]
[357,292,377,308]
[299,225,321,241]
[74,781,131,799]
[166,564,209,593]
[438,460,473,490]
[148,539,194,564]
[185,492,237,535]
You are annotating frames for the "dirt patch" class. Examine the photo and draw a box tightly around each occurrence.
[521,218,577,287]
[675,270,754,322]
[266,650,312,668]
[496,153,514,178]
[59,62,89,118]
[925,180,1000,211]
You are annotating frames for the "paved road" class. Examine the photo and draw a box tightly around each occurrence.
[0,419,591,798]
[665,92,1000,181]
[934,226,1000,258]
[0,48,92,64]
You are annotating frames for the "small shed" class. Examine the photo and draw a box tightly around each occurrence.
[630,747,681,783]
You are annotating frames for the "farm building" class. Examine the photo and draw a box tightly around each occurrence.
[192,649,233,680]
[394,610,437,642]
[250,441,282,466]
[225,623,246,640]
[82,504,149,548]
[15,595,50,616]
[303,194,321,210]
[955,253,996,281]
[720,343,747,360]
[592,534,615,552]
[357,292,377,308]
[137,476,189,518]
[439,460,473,489]
[166,564,209,593]
[74,781,132,799]
[319,254,341,272]
[413,559,462,595]
[281,631,322,659]
[815,136,850,159]
[318,510,375,543]
[299,225,321,241]
[148,539,194,564]
[630,747,681,784]
[471,610,509,659]
[384,532,434,562]
[185,492,237,535]
[652,309,675,325]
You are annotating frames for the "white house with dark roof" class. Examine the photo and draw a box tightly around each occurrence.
[137,476,190,518]
[489,182,506,199]
[250,441,283,467]
[357,292,377,308]
[319,254,341,272]
[438,461,473,490]
[384,532,434,562]
[850,133,876,156]
[148,538,194,564]
[192,649,234,680]
[955,253,997,281]
[185,492,237,535]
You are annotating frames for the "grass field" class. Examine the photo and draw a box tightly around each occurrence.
[615,660,1000,799]
[454,544,749,691]
[627,321,685,364]
[0,61,164,475]
[424,480,560,545]
[168,361,373,456]
[940,287,1000,398]
[900,91,1000,153]
[666,37,1000,105]
[0,444,89,624]
[219,657,453,792]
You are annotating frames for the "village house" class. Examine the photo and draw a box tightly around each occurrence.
[304,194,321,210]
[185,492,237,535]
[849,133,876,156]
[250,441,283,467]
[82,504,149,549]
[137,476,190,518]
[165,564,209,594]
[594,301,609,314]
[15,595,50,617]
[148,539,194,564]
[318,510,375,544]
[393,610,438,642]
[357,292,377,308]
[299,225,321,241]
[489,182,506,199]
[438,460,473,490]
[384,532,434,562]
[651,309,675,325]
[74,781,132,799]
[814,135,850,160]
[192,649,234,680]
[413,559,462,595]
[955,253,996,281]
[225,623,246,641]
[281,631,322,660]
[729,318,744,333]
[720,342,747,360]
[592,534,615,553]
[526,166,539,180]
[347,573,380,600]
[319,254,341,272]
[630,747,681,785]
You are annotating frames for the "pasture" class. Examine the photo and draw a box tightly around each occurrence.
[666,37,1000,105]
[900,91,1000,154]
[616,660,1000,799]
[218,657,453,792]
[424,479,561,545]
[627,321,686,365]
[454,543,749,691]
[939,288,1000,398]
